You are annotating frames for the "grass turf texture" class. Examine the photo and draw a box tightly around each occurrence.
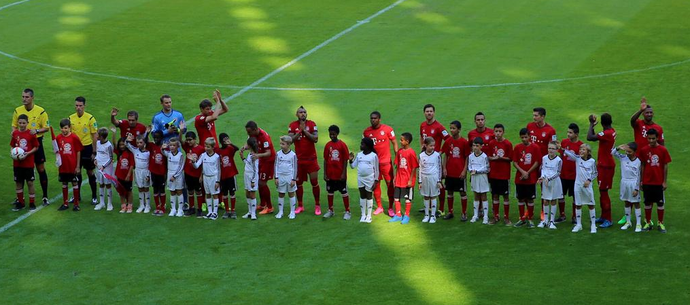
[1,0,689,304]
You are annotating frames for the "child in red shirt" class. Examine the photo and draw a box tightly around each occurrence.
[217,133,240,219]
[10,114,39,211]
[323,125,351,220]
[114,136,134,213]
[390,132,418,224]
[487,124,513,225]
[513,128,541,228]
[639,128,671,232]
[56,119,83,211]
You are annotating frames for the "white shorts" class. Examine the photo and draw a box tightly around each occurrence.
[541,178,564,200]
[574,183,596,206]
[619,180,641,203]
[134,168,151,188]
[167,173,185,191]
[420,175,440,197]
[244,173,258,192]
[470,173,490,194]
[96,164,114,185]
[203,176,220,195]
[357,174,376,192]
[276,175,297,194]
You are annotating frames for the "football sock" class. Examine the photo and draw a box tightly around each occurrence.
[144,192,150,209]
[543,205,550,222]
[296,184,304,207]
[559,199,566,217]
[404,200,411,216]
[366,199,373,218]
[473,201,479,218]
[328,194,334,211]
[343,194,350,212]
[73,187,80,206]
[88,174,97,199]
[518,202,525,220]
[394,199,402,216]
[424,199,430,216]
[447,196,454,214]
[39,170,48,198]
[99,187,105,205]
[625,206,631,223]
[360,198,365,219]
[17,190,24,205]
[503,200,510,219]
[576,208,582,226]
[634,207,641,225]
[290,196,296,214]
[589,208,597,226]
[493,200,500,219]
[439,187,446,211]
[431,199,437,216]
[527,203,534,220]
[62,185,69,205]
[461,196,468,214]
[277,197,284,214]
[373,184,382,209]
[310,178,321,206]
[600,190,611,221]
[657,203,665,223]
[482,200,488,221]
[549,205,556,223]
[231,195,236,211]
[645,205,652,223]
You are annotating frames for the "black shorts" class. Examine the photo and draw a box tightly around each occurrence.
[489,179,509,196]
[80,145,96,170]
[643,185,664,204]
[151,173,166,192]
[326,180,348,194]
[118,179,133,191]
[185,174,201,192]
[561,179,575,197]
[14,167,35,183]
[445,177,466,193]
[394,187,414,201]
[515,184,536,200]
[59,173,78,183]
[34,137,46,165]
[221,177,237,196]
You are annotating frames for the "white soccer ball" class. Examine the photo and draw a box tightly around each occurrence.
[11,147,25,161]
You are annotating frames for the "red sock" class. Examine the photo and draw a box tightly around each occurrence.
[153,195,160,210]
[259,184,272,209]
[188,194,195,208]
[518,204,525,220]
[296,184,304,207]
[447,196,454,214]
[373,184,383,209]
[645,206,652,223]
[160,194,166,212]
[73,187,80,206]
[223,196,230,212]
[312,183,321,206]
[29,195,35,206]
[600,191,611,221]
[404,200,411,216]
[439,187,446,212]
[231,196,236,211]
[387,182,395,210]
[343,195,350,212]
[62,186,69,205]
[493,201,500,218]
[461,196,468,214]
[558,200,566,217]
[196,194,204,210]
[657,206,664,223]
[503,202,510,219]
[527,204,534,219]
[17,190,25,205]
[327,194,334,210]
[394,200,402,216]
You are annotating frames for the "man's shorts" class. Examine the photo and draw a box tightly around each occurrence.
[597,165,615,190]
[80,145,96,171]
[297,159,320,183]
[378,162,393,181]
[259,160,275,182]
[561,179,575,197]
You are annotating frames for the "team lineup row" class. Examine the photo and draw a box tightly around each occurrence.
[10,89,671,232]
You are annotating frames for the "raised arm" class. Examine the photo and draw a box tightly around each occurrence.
[630,97,647,128]
[111,108,121,127]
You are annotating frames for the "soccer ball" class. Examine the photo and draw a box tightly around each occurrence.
[10,147,25,161]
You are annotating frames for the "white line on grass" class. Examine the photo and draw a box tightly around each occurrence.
[0,0,28,11]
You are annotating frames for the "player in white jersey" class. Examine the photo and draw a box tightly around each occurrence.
[274,136,298,219]
[162,138,185,217]
[467,137,491,224]
[241,137,260,220]
[193,138,222,220]
[537,142,563,229]
[612,142,642,232]
[126,134,152,213]
[562,143,598,233]
[94,128,114,211]
[349,138,379,223]
[419,137,443,224]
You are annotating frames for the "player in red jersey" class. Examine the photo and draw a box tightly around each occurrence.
[419,104,450,216]
[217,133,240,219]
[442,120,469,221]
[323,125,351,220]
[183,132,206,217]
[194,89,228,145]
[559,123,583,223]
[630,97,664,150]
[245,121,276,215]
[587,113,617,228]
[10,114,40,211]
[487,124,513,225]
[513,128,541,228]
[467,112,495,218]
[148,130,167,215]
[111,108,147,145]
[363,111,398,216]
[639,129,671,233]
[114,135,134,213]
[527,107,556,221]
[56,119,83,211]
[390,132,418,224]
[288,106,322,215]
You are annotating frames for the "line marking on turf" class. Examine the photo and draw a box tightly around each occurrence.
[1,0,689,92]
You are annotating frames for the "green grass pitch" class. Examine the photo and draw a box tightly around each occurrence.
[1,0,689,304]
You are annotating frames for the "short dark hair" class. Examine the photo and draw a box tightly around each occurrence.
[361,137,375,152]
[75,96,86,104]
[126,110,139,120]
[199,99,213,109]
[370,111,381,119]
[450,120,461,130]
[60,118,71,128]
[601,113,612,126]
[185,131,197,139]
[493,123,504,130]
[97,128,109,139]
[568,123,579,134]
[160,94,171,102]
[475,112,485,119]
[219,133,229,143]
[246,137,258,152]
[423,104,434,112]
[533,107,546,116]
[647,128,658,136]
[23,88,34,97]
[473,137,483,145]
[328,125,340,134]
[245,121,258,130]
[627,142,638,152]
[401,132,412,142]
[17,114,29,121]
[519,127,529,136]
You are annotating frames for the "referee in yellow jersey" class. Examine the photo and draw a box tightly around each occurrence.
[12,89,51,206]
[69,96,99,205]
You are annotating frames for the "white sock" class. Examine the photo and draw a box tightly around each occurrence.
[138,193,144,207]
[99,187,105,204]
[576,209,582,226]
[635,208,641,225]
[473,201,479,217]
[366,199,373,218]
[482,200,488,220]
[213,198,219,214]
[431,199,437,216]
[205,197,212,214]
[360,198,365,218]
[589,208,596,226]
[289,196,296,213]
[278,197,284,214]
[107,188,113,206]
[424,199,430,216]
[144,192,150,208]
[250,198,257,217]
[543,205,550,222]
[171,195,178,209]
[549,205,556,222]
[177,195,184,210]
[625,206,631,223]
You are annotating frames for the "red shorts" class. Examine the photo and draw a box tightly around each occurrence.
[378,162,393,182]
[597,165,615,190]
[297,160,320,183]
[259,160,275,181]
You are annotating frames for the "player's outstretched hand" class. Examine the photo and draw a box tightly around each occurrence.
[111,107,118,117]
[640,96,647,110]
[349,152,355,161]
[589,114,597,125]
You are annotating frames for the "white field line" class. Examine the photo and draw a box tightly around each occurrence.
[0,0,28,11]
